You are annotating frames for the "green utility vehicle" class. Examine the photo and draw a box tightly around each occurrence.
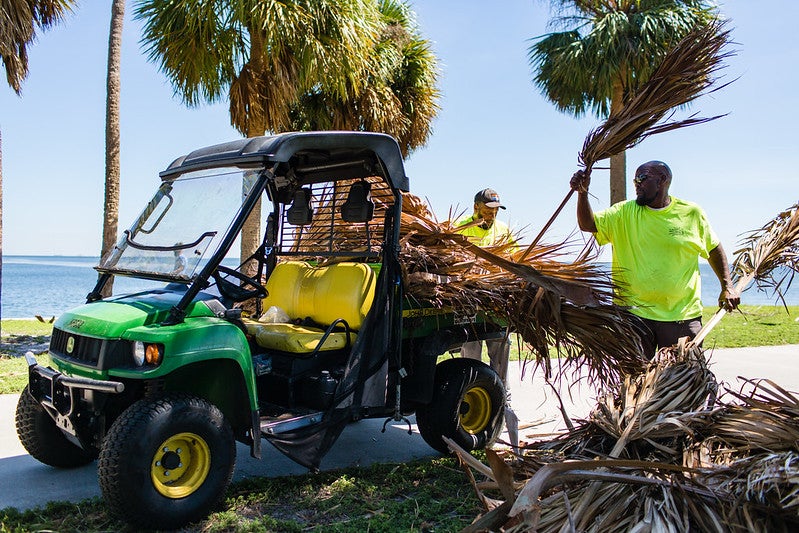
[17,131,506,530]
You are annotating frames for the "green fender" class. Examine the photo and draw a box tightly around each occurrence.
[112,317,258,410]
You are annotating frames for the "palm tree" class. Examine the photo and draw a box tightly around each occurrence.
[287,0,440,158]
[99,0,125,297]
[0,0,76,321]
[135,0,383,267]
[529,0,717,205]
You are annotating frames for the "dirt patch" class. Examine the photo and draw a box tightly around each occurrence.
[0,334,51,357]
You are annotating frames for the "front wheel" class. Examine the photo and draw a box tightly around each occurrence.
[416,358,506,454]
[15,385,97,468]
[98,393,236,530]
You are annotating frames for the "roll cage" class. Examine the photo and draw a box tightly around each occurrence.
[88,132,407,326]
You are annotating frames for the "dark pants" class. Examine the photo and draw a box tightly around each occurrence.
[636,316,702,359]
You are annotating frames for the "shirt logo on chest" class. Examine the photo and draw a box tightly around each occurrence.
[668,227,689,237]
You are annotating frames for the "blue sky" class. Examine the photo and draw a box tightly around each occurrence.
[1,1,797,260]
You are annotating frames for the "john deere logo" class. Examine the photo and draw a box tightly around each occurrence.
[66,337,75,354]
[68,319,84,329]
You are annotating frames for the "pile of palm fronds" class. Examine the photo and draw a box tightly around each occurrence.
[399,193,647,383]
[451,202,799,532]
[452,344,799,533]
[279,176,648,382]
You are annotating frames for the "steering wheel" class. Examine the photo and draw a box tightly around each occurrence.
[211,265,268,302]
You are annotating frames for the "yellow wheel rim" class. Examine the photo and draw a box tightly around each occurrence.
[459,386,492,434]
[151,432,211,498]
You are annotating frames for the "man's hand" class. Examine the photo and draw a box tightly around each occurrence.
[719,287,740,311]
[570,170,591,193]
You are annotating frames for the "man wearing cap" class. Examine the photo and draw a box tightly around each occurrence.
[454,188,516,382]
[570,160,739,358]
[454,188,519,448]
[454,188,516,249]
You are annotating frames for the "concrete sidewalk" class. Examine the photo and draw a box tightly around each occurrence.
[1,345,797,511]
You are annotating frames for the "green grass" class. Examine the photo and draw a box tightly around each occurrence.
[1,320,55,337]
[0,307,797,532]
[0,457,483,532]
[0,353,50,394]
[701,305,799,348]
[0,320,53,394]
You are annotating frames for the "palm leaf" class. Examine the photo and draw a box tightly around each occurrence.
[522,20,734,258]
[732,202,799,304]
[456,350,799,532]
[399,193,647,384]
[694,201,799,345]
[578,20,734,171]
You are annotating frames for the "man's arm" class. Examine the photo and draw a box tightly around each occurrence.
[708,243,740,311]
[570,171,597,233]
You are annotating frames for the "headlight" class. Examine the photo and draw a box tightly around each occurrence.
[132,342,162,366]
[132,341,146,366]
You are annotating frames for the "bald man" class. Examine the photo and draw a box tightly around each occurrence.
[571,161,739,358]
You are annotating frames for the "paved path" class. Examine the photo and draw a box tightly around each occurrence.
[1,345,797,511]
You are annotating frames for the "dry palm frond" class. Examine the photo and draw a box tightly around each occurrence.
[690,379,799,465]
[694,200,799,345]
[589,342,716,458]
[732,202,799,306]
[521,20,733,259]
[727,378,799,415]
[578,20,733,172]
[455,353,799,532]
[399,193,647,383]
[692,451,799,532]
[713,452,799,515]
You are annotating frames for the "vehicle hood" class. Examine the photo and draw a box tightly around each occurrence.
[53,289,218,338]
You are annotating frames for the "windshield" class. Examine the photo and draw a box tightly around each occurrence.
[98,166,264,280]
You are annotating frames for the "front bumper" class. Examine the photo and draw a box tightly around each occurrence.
[25,352,125,438]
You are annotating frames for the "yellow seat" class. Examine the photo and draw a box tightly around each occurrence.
[245,261,376,354]
[250,323,356,353]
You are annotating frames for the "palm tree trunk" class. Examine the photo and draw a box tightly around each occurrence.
[609,80,627,205]
[100,0,125,297]
[240,120,265,275]
[239,27,267,275]
[609,153,626,205]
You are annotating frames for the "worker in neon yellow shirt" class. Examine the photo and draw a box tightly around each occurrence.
[571,161,739,358]
[454,188,516,250]
[454,188,516,380]
[455,188,519,448]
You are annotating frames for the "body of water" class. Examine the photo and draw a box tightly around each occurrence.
[1,256,797,319]
[1,256,163,319]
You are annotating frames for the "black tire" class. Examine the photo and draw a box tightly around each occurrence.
[416,358,506,455]
[98,393,236,530]
[15,385,97,468]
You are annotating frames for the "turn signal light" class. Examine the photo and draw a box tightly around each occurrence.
[145,344,163,365]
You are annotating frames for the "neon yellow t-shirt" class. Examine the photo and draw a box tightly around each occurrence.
[454,214,515,248]
[593,197,719,322]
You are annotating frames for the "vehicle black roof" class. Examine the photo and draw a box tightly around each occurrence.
[160,131,409,192]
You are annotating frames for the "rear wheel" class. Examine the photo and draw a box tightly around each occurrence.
[98,393,236,530]
[416,358,505,454]
[15,386,96,467]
